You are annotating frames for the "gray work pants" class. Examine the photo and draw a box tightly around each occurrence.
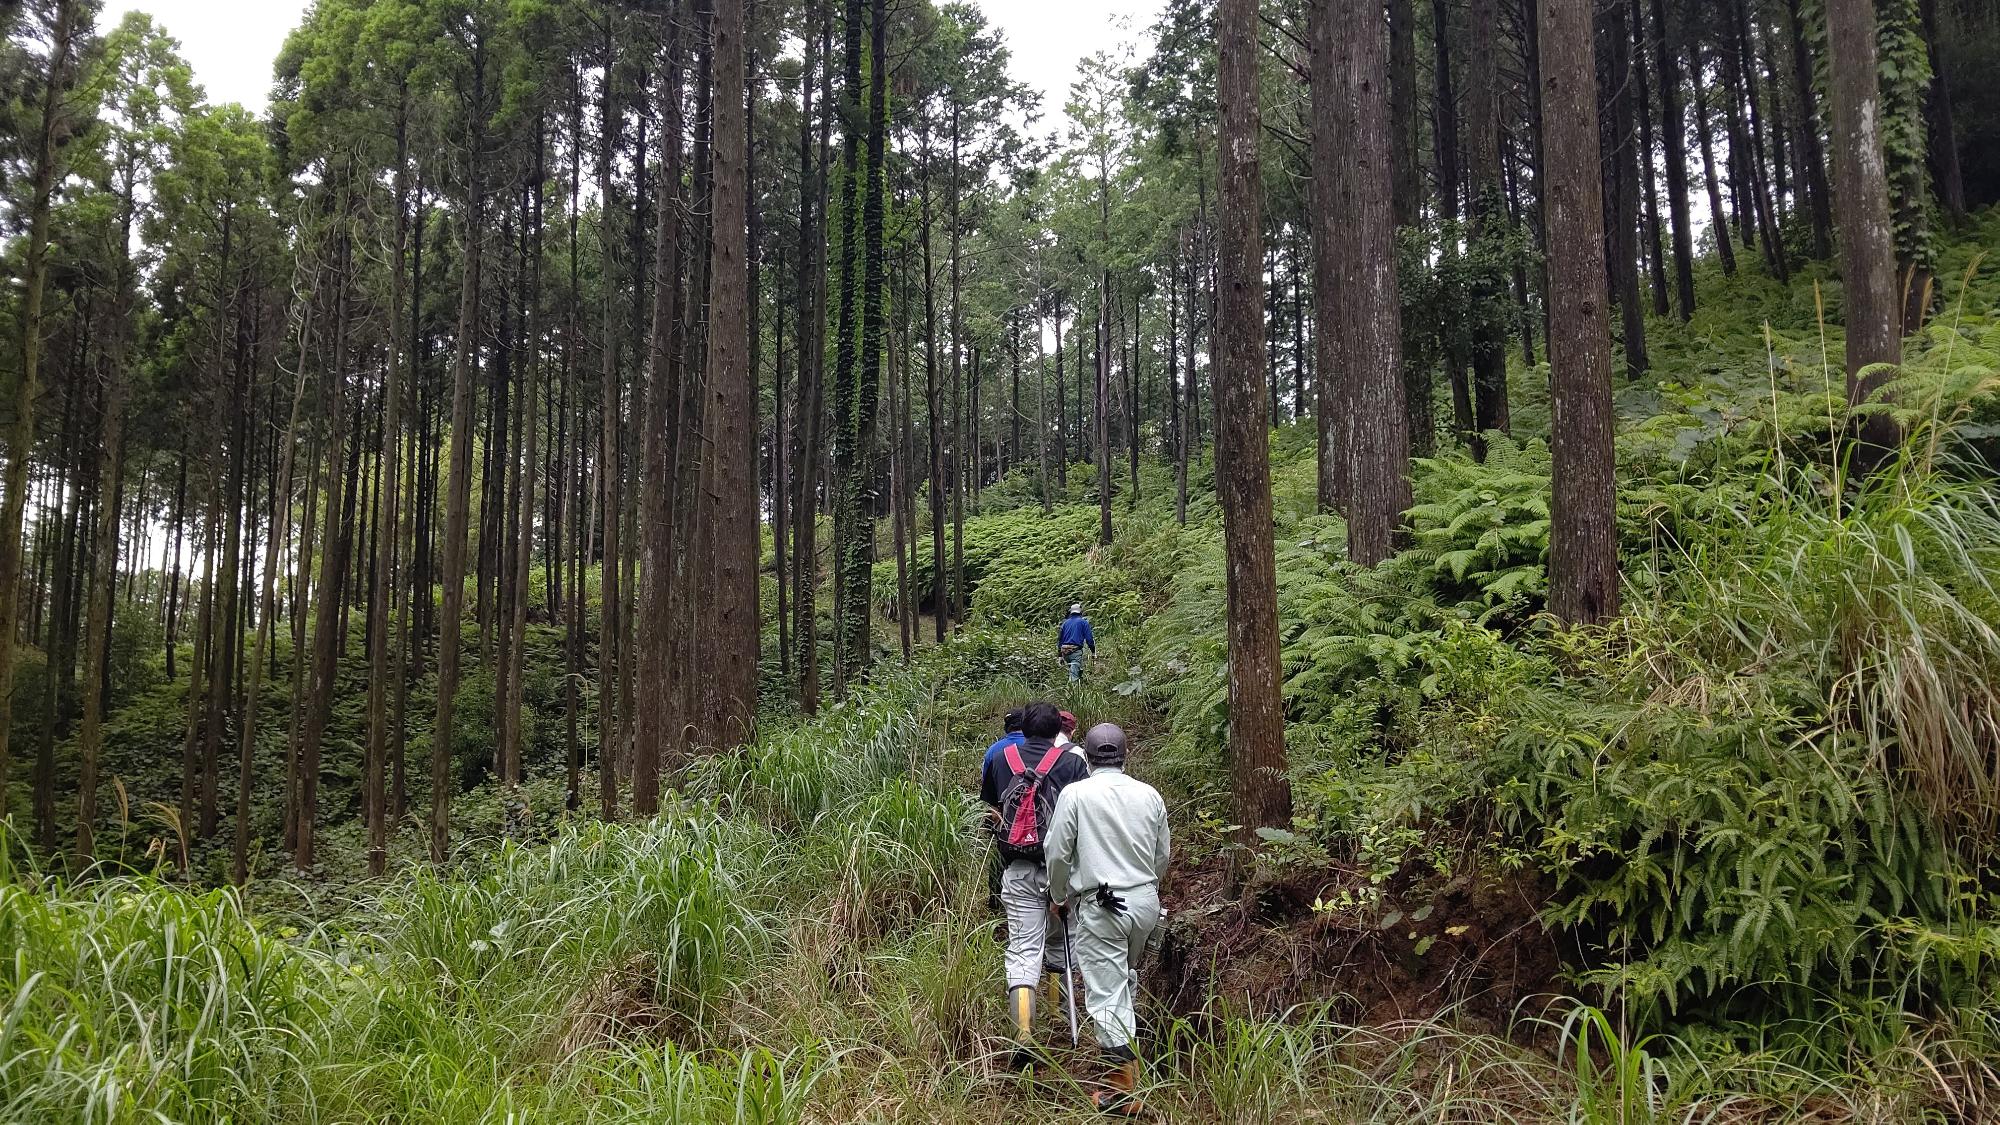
[1074,882,1161,1050]
[1000,860,1068,988]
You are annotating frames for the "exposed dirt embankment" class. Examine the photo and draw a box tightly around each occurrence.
[1151,851,1568,1038]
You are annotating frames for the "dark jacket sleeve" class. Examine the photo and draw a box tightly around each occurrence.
[1084,619,1096,651]
[1043,753,1090,806]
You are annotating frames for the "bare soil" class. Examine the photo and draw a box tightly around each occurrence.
[1150,848,1568,1040]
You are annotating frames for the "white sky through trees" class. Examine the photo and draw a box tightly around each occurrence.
[89,0,1165,576]
[98,0,1166,130]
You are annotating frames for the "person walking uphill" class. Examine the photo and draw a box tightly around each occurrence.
[1044,723,1170,1115]
[981,702,1090,1069]
[981,709,1027,912]
[1059,603,1097,682]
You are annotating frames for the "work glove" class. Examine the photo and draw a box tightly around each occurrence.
[1093,884,1128,916]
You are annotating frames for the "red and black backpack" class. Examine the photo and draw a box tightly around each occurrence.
[994,743,1067,863]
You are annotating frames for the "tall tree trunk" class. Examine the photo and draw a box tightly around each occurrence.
[1168,231,1184,524]
[829,0,867,691]
[1054,301,1068,489]
[1322,0,1413,565]
[1095,275,1113,547]
[597,48,626,813]
[178,482,217,870]
[1782,0,1834,258]
[1217,0,1293,836]
[1540,0,1622,626]
[1127,299,1141,508]
[432,48,488,861]
[1691,43,1738,276]
[284,428,319,853]
[774,253,791,680]
[1825,0,1902,446]
[792,0,830,714]
[1597,0,1648,378]
[502,133,544,797]
[164,453,186,682]
[836,0,887,683]
[1469,0,1518,426]
[795,0,832,712]
[1877,0,1933,332]
[1651,0,1698,316]
[948,102,968,629]
[703,0,758,743]
[921,163,947,638]
[77,337,126,867]
[37,378,84,854]
[1432,0,1476,448]
[890,325,912,660]
[1316,2,1348,510]
[238,309,311,883]
[0,0,83,816]
[1389,0,1421,224]
[365,93,412,875]
[204,278,248,846]
[1631,0,1670,319]
[296,239,356,873]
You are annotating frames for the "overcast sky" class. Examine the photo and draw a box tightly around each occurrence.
[98,0,1165,133]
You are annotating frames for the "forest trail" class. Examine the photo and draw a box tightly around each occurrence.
[4,0,1999,1118]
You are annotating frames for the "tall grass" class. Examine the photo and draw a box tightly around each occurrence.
[0,833,330,1123]
[3,637,1991,1121]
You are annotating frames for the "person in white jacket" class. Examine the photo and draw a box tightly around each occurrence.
[1043,723,1170,1116]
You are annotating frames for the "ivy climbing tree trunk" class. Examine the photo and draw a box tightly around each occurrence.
[830,0,867,692]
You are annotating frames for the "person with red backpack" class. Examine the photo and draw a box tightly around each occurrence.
[979,701,1090,1069]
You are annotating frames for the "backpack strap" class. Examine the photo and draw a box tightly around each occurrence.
[1033,743,1065,775]
[1002,743,1027,776]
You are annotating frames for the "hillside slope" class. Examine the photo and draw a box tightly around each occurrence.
[6,216,2000,1122]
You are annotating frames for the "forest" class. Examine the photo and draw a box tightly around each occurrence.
[3,0,2000,1118]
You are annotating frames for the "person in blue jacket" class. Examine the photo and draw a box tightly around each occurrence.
[983,708,1027,770]
[1059,603,1096,682]
[982,709,1027,912]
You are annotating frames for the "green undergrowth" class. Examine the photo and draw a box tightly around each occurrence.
[935,217,2000,1109]
[6,627,1781,1125]
[9,218,2000,1124]
[2,641,1947,1122]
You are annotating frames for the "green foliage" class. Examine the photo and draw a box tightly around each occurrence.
[1132,230,2000,1043]
[0,837,333,1123]
[1876,0,1937,278]
[888,502,1146,630]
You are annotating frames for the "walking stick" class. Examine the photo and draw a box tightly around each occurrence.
[1063,909,1081,1046]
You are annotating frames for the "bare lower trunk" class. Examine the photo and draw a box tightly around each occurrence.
[1540,0,1622,626]
[1824,0,1902,449]
[1218,0,1293,836]
[1321,0,1412,565]
[433,71,486,859]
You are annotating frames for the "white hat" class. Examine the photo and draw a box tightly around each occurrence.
[1069,602,1083,615]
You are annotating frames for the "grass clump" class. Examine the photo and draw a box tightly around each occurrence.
[0,840,330,1123]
